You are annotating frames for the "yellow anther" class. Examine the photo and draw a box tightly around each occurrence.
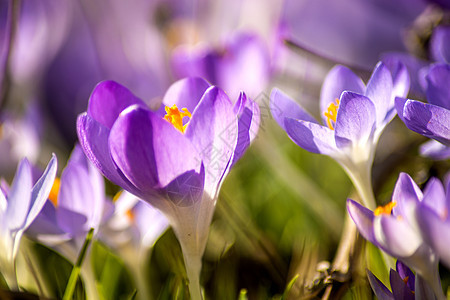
[113,190,123,202]
[324,98,340,130]
[49,177,61,207]
[126,209,135,222]
[164,104,192,133]
[374,201,397,216]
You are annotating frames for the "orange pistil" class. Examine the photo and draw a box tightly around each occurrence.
[49,177,61,207]
[374,201,397,216]
[324,98,340,130]
[163,104,192,133]
[126,209,135,222]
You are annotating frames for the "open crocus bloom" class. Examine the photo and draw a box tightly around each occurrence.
[0,155,57,289]
[395,63,450,159]
[27,145,107,257]
[77,77,259,296]
[271,62,409,208]
[347,173,446,299]
[367,260,415,300]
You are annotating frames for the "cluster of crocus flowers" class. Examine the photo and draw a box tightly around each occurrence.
[0,155,57,290]
[77,77,260,299]
[270,62,409,209]
[347,173,448,299]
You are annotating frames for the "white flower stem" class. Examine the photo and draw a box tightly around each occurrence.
[183,252,202,300]
[344,163,376,210]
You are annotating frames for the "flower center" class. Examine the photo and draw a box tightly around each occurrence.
[164,104,192,133]
[374,201,396,216]
[324,98,340,130]
[49,177,61,207]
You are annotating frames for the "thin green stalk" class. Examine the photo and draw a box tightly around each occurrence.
[62,228,94,300]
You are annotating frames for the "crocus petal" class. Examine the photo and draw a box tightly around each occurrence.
[110,105,202,194]
[425,64,450,110]
[392,172,422,221]
[394,97,408,123]
[421,177,446,216]
[319,65,365,121]
[77,113,140,195]
[396,260,415,291]
[403,100,450,145]
[185,86,237,197]
[134,201,169,248]
[374,216,422,258]
[367,270,394,300]
[334,92,376,149]
[284,118,337,155]
[419,140,450,160]
[429,26,450,64]
[56,207,89,236]
[159,77,211,117]
[270,88,317,131]
[0,189,6,216]
[24,154,57,229]
[347,199,376,244]
[390,269,415,300]
[416,205,450,269]
[4,159,32,231]
[365,62,394,127]
[232,92,260,165]
[87,80,146,129]
[162,167,205,207]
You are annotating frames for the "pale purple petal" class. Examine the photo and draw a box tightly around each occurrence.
[77,113,140,195]
[390,269,415,300]
[232,92,260,165]
[392,173,422,220]
[185,86,237,196]
[87,80,146,129]
[5,159,33,231]
[430,25,450,64]
[134,201,169,248]
[347,199,376,244]
[162,168,205,207]
[403,100,450,145]
[334,92,376,149]
[24,154,58,229]
[284,119,337,155]
[394,97,408,123]
[320,65,365,121]
[270,88,317,131]
[56,207,88,236]
[425,63,450,110]
[365,62,394,127]
[109,105,202,193]
[419,140,450,160]
[421,177,446,217]
[367,270,394,300]
[396,260,415,291]
[416,205,450,269]
[158,77,211,117]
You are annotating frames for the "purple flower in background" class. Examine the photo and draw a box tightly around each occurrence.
[171,32,271,99]
[367,261,415,300]
[27,145,107,257]
[280,0,427,70]
[271,62,409,208]
[77,77,259,298]
[395,63,450,159]
[415,175,450,270]
[347,173,446,299]
[0,155,57,289]
[100,190,169,252]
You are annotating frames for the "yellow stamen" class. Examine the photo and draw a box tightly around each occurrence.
[164,104,192,133]
[113,190,123,202]
[403,276,409,285]
[49,177,61,207]
[324,98,340,130]
[126,209,135,222]
[374,201,397,216]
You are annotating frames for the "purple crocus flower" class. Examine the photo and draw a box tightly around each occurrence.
[271,62,409,208]
[171,31,271,100]
[415,175,450,270]
[347,173,446,299]
[395,63,450,159]
[27,145,107,257]
[0,154,57,290]
[367,261,415,300]
[77,77,259,298]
